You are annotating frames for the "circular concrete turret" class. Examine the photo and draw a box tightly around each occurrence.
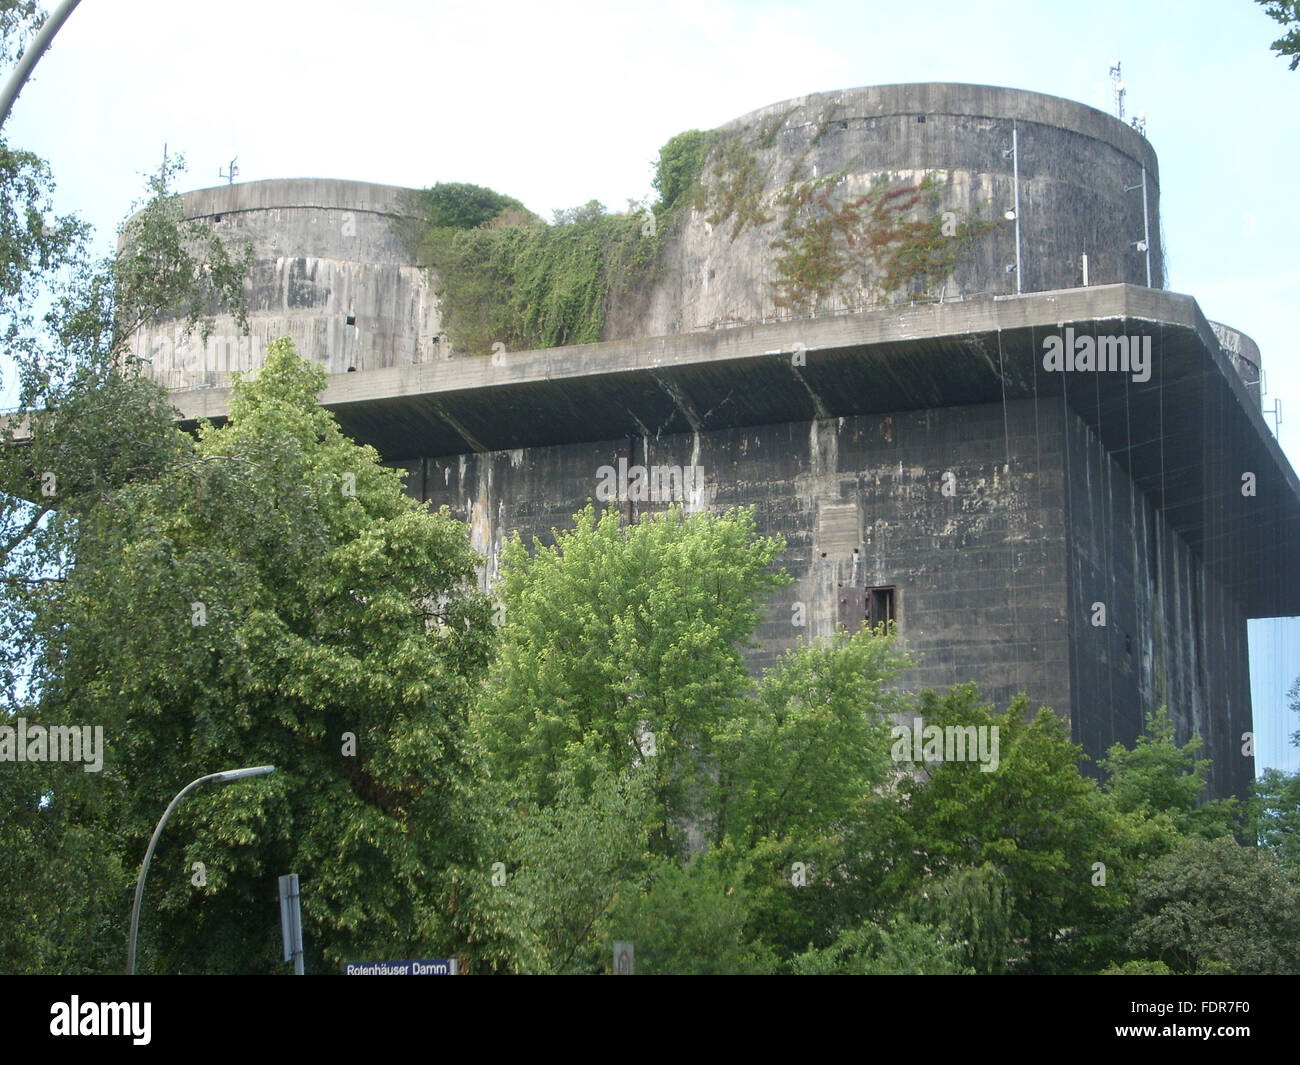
[134,85,1166,386]
[616,82,1164,336]
[127,178,436,391]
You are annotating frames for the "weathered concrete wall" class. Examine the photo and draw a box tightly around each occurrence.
[404,397,1074,743]
[1064,410,1254,798]
[127,179,439,390]
[1210,321,1262,408]
[608,83,1164,338]
[398,393,1256,799]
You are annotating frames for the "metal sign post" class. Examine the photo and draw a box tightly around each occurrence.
[278,874,304,975]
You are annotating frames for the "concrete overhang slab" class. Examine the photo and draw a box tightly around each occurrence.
[170,283,1299,615]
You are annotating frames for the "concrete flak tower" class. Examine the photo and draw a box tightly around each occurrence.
[147,84,1299,801]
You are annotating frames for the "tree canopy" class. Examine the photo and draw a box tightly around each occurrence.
[1257,0,1300,69]
[0,7,254,968]
[25,339,496,972]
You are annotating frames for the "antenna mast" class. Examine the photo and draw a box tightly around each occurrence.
[1108,60,1126,121]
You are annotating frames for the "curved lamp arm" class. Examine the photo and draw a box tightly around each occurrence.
[126,764,275,975]
[0,0,84,130]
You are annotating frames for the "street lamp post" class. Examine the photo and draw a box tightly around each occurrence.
[0,0,84,130]
[126,765,275,975]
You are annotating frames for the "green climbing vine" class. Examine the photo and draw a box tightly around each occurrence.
[670,108,1001,311]
[703,134,773,238]
[407,113,1003,354]
[770,173,1000,312]
[652,129,716,214]
[407,183,659,356]
[756,107,796,149]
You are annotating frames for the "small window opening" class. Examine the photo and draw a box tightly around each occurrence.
[867,586,896,629]
[346,314,357,326]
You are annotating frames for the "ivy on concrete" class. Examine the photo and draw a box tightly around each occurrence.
[652,129,716,214]
[770,173,1000,312]
[407,183,658,356]
[677,107,1001,311]
[410,109,1002,354]
[702,133,773,238]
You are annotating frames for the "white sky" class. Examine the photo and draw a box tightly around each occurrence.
[6,0,1299,770]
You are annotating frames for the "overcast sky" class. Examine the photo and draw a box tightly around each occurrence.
[6,0,1298,770]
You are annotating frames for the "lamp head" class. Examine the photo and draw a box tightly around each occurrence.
[216,765,275,782]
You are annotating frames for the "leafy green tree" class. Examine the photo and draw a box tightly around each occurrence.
[414,181,530,233]
[0,2,39,65]
[0,753,128,973]
[475,503,787,858]
[1126,834,1300,973]
[893,686,1126,973]
[912,862,1016,975]
[474,504,941,970]
[791,913,971,975]
[1291,673,1300,747]
[1,153,250,708]
[716,627,909,848]
[480,743,655,973]
[652,129,714,214]
[1254,767,1300,881]
[1250,675,1300,881]
[1257,1,1300,69]
[712,627,913,961]
[599,849,777,974]
[1099,959,1174,975]
[0,159,249,970]
[1098,706,1239,841]
[550,199,608,226]
[0,1,253,971]
[27,338,495,973]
